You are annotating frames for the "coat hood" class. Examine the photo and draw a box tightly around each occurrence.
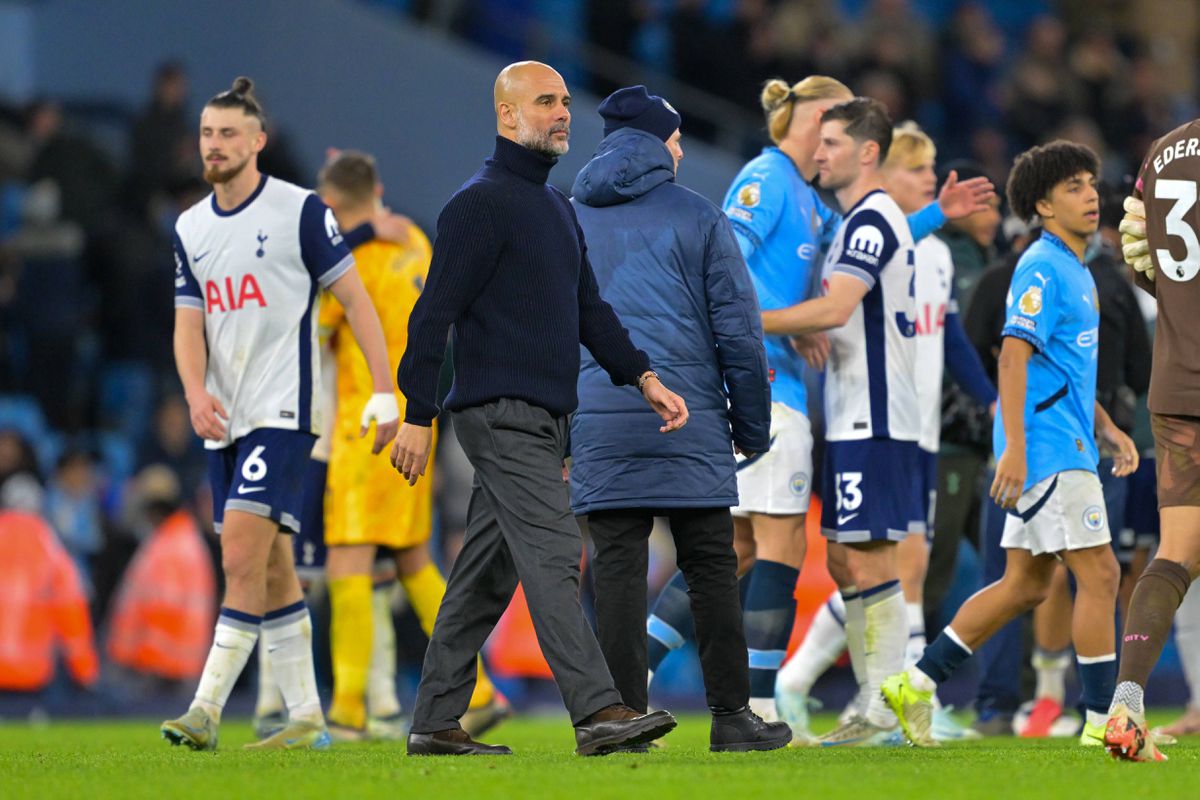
[572,128,676,208]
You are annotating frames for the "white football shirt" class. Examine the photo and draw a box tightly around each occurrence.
[912,235,956,452]
[821,189,920,442]
[172,175,354,449]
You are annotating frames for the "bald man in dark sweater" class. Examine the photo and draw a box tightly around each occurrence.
[394,62,688,757]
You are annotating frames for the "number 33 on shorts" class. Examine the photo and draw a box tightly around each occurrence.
[835,471,863,525]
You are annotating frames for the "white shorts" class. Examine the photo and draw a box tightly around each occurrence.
[1000,469,1111,556]
[733,402,812,516]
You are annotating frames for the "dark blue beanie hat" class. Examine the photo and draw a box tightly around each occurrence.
[599,85,681,142]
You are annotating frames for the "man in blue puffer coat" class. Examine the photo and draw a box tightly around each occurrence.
[570,86,788,752]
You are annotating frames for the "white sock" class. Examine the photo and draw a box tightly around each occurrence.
[777,590,848,695]
[904,601,926,669]
[1175,581,1200,709]
[367,582,401,718]
[263,602,324,725]
[255,641,284,717]
[1110,681,1145,715]
[862,583,907,728]
[1032,646,1072,704]
[193,610,260,722]
[842,588,868,716]
[749,696,778,721]
[1086,709,1108,729]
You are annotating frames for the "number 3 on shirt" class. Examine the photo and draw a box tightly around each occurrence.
[1154,179,1200,281]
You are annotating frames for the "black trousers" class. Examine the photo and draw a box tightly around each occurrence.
[585,506,749,713]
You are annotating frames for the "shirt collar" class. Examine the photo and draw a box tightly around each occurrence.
[491,135,557,184]
[1040,229,1084,264]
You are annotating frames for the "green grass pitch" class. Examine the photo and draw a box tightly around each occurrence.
[0,713,1196,800]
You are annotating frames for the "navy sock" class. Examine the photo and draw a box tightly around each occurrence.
[916,629,972,685]
[1077,654,1117,715]
[743,559,800,700]
[647,570,693,672]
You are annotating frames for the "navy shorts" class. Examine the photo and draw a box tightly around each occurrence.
[911,447,938,540]
[293,457,329,578]
[208,428,316,535]
[821,438,923,543]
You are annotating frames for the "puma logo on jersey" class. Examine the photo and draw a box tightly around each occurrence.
[206,275,268,313]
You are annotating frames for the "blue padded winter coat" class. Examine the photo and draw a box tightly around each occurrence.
[569,127,771,514]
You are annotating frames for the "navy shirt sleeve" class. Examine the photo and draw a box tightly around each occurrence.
[944,309,997,406]
[299,194,355,288]
[172,230,203,310]
[833,208,899,289]
[342,221,375,250]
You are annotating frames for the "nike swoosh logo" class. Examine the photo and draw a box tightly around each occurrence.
[215,642,236,649]
[237,484,266,495]
[193,251,210,263]
[836,513,859,526]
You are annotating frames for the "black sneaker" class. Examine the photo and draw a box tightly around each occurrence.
[710,707,792,752]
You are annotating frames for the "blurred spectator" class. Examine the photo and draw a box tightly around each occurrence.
[25,99,119,235]
[136,394,207,497]
[8,179,91,430]
[1002,16,1082,151]
[0,428,39,487]
[938,3,1005,156]
[934,160,1001,313]
[0,475,99,693]
[127,61,196,215]
[106,465,216,683]
[44,447,105,588]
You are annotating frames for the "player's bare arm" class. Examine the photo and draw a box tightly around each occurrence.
[1094,401,1139,477]
[937,169,997,220]
[761,274,869,336]
[173,307,227,441]
[990,335,1033,509]
[328,268,400,454]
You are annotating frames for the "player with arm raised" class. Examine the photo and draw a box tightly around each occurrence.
[160,77,398,752]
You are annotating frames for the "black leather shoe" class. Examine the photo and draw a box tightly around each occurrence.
[574,704,677,756]
[710,706,792,752]
[407,727,513,755]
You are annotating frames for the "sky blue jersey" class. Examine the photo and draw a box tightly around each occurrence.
[724,148,947,414]
[723,148,834,412]
[994,231,1100,489]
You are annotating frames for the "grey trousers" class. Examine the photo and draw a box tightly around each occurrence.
[410,398,622,732]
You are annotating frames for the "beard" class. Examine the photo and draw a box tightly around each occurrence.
[515,113,569,158]
[203,154,250,185]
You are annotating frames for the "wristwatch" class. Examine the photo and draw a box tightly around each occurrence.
[637,370,660,394]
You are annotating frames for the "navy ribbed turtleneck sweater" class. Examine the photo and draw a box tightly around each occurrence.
[398,136,651,425]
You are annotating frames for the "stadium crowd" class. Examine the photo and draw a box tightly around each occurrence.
[0,0,1197,748]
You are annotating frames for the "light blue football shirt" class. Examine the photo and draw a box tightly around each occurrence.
[994,230,1100,488]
